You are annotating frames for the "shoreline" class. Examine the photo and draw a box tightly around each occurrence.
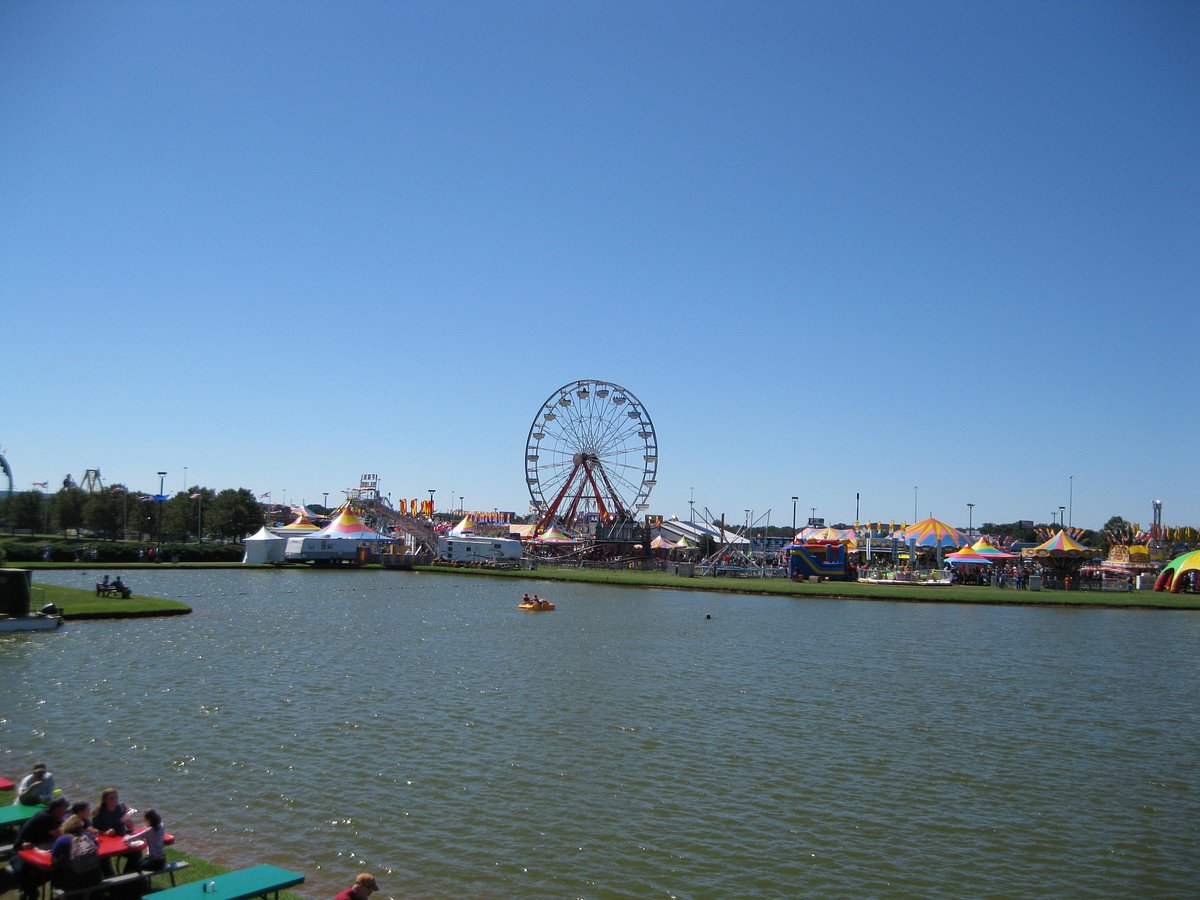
[20,561,1196,612]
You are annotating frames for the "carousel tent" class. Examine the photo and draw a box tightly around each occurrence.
[308,509,394,541]
[450,516,476,536]
[278,514,321,531]
[243,526,286,564]
[1023,529,1089,557]
[904,517,969,548]
[534,526,578,544]
[1021,530,1094,576]
[945,549,994,566]
[284,509,396,562]
[970,538,1019,560]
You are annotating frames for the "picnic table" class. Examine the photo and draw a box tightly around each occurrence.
[19,833,178,900]
[148,864,304,900]
[18,833,176,872]
[0,803,43,830]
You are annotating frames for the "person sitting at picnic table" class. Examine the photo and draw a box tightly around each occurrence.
[69,801,97,833]
[50,815,102,892]
[93,787,133,836]
[13,797,69,900]
[336,872,380,900]
[126,809,167,872]
[15,762,55,805]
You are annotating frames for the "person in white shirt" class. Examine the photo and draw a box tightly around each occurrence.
[15,763,55,806]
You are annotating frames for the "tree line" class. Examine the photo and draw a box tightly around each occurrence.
[0,485,265,543]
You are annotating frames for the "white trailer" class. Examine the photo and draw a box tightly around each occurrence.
[438,536,524,564]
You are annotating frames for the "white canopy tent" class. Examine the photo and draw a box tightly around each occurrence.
[243,526,286,564]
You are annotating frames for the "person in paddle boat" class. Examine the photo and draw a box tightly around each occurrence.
[522,593,531,604]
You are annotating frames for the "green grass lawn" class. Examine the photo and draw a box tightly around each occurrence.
[30,582,191,618]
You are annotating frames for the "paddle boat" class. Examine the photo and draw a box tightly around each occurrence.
[518,596,555,611]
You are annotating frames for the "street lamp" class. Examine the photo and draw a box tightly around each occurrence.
[323,492,329,510]
[1069,475,1074,527]
[460,496,464,516]
[810,507,816,525]
[428,489,435,519]
[1051,511,1058,527]
[156,471,167,549]
[913,485,919,522]
[791,496,798,533]
[967,502,975,538]
[1059,506,1066,531]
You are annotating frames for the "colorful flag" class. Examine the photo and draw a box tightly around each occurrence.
[33,481,48,488]
[258,491,271,499]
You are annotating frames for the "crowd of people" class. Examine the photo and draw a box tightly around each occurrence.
[5,761,383,900]
[4,763,166,900]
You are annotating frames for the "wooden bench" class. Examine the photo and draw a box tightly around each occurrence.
[51,861,189,900]
[95,584,132,598]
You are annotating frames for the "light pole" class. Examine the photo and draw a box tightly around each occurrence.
[810,507,816,526]
[1059,506,1066,532]
[428,489,435,520]
[323,492,329,510]
[689,487,695,523]
[460,496,464,517]
[1069,475,1074,527]
[156,471,167,549]
[967,502,975,539]
[791,496,798,534]
[913,485,919,522]
[1051,511,1058,528]
[183,466,188,493]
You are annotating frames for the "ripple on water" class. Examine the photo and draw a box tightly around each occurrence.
[5,570,1200,898]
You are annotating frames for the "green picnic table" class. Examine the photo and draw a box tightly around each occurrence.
[0,803,43,830]
[148,864,304,900]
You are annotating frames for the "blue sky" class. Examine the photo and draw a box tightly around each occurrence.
[2,0,1197,532]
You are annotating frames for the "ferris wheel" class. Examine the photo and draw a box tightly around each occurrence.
[525,379,658,530]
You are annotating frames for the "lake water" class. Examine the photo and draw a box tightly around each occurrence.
[3,569,1199,898]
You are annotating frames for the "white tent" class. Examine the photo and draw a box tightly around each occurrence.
[243,526,286,564]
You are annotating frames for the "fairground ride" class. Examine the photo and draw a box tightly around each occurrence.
[525,379,657,535]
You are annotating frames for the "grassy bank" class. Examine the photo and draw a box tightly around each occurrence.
[30,582,191,619]
[413,563,1200,610]
[13,560,1197,611]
